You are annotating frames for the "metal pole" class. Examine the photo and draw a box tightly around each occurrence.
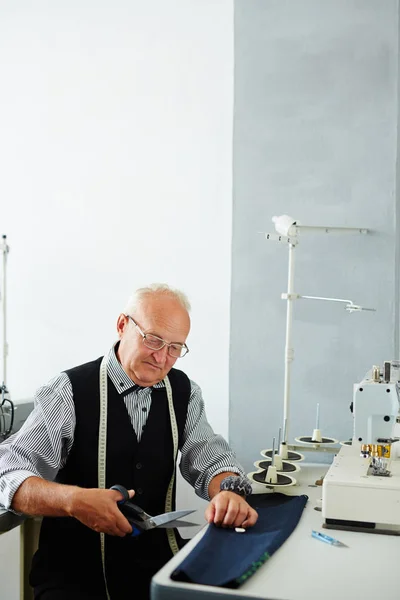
[271,437,276,466]
[283,242,295,441]
[1,235,9,385]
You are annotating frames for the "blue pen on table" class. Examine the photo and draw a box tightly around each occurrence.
[312,530,348,547]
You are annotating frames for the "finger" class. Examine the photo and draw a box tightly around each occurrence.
[222,502,240,527]
[241,508,258,528]
[204,503,216,524]
[111,489,127,504]
[111,488,135,504]
[116,522,132,536]
[104,525,129,537]
[105,525,130,537]
[88,520,118,537]
[110,485,130,502]
[232,504,250,528]
[213,497,230,526]
[94,513,132,537]
[115,512,133,535]
[111,486,135,502]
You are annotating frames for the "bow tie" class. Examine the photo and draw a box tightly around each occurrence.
[120,384,146,397]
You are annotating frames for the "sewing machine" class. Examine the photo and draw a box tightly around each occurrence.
[151,360,400,600]
[322,360,400,534]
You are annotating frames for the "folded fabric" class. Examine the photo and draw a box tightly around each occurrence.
[171,493,308,588]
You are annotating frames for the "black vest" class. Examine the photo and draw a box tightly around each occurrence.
[29,356,190,598]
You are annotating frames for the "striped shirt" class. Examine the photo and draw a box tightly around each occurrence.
[0,345,243,509]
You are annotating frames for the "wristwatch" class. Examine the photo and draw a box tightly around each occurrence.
[219,475,252,498]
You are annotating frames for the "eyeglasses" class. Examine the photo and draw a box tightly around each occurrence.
[126,315,189,358]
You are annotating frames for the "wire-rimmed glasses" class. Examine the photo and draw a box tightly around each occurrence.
[126,315,189,358]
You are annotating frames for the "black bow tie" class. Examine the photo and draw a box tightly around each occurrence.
[120,384,144,398]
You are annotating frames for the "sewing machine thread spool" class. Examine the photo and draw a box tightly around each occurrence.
[265,437,278,483]
[279,442,289,459]
[372,366,380,382]
[254,458,299,473]
[274,428,283,469]
[264,465,278,484]
[311,429,322,443]
[261,446,304,462]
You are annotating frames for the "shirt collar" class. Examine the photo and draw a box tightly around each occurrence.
[107,342,165,394]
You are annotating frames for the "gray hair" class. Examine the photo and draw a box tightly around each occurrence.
[123,283,191,315]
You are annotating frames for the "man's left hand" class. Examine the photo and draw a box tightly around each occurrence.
[205,491,258,529]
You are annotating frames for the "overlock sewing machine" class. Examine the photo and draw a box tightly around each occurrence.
[322,360,400,534]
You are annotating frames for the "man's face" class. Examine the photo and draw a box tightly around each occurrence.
[116,294,191,387]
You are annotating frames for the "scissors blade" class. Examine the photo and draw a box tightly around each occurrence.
[150,509,196,528]
[155,519,199,529]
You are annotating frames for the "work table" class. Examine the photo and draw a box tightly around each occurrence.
[0,507,41,600]
[151,463,400,600]
[1,464,399,600]
[0,508,26,534]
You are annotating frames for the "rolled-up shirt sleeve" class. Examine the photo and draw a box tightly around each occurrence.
[179,381,245,500]
[0,373,75,510]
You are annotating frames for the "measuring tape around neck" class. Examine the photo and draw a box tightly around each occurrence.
[163,375,179,556]
[97,358,180,598]
[98,356,111,600]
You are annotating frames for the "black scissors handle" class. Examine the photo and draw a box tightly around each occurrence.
[110,484,151,536]
[110,484,130,503]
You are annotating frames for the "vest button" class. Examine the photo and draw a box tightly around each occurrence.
[136,462,142,469]
[137,488,143,495]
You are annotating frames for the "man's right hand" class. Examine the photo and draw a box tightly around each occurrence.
[69,487,135,536]
[11,477,135,537]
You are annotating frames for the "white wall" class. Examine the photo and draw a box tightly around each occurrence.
[0,1,233,597]
[1,0,233,431]
[230,0,399,471]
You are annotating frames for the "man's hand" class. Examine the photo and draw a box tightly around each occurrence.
[205,490,258,529]
[11,477,135,538]
[69,487,135,537]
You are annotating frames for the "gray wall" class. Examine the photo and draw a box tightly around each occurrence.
[230,0,399,472]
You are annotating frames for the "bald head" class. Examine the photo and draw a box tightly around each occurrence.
[124,283,191,315]
[116,284,191,387]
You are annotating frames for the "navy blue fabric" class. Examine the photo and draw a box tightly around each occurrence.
[171,493,308,588]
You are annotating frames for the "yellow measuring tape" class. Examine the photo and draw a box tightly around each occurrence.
[163,375,179,556]
[97,357,180,598]
[98,356,111,600]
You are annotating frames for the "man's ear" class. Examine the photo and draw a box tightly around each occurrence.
[116,314,127,339]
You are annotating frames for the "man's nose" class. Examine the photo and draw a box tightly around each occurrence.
[152,345,169,363]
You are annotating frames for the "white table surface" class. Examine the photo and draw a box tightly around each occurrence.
[0,506,26,533]
[151,463,400,600]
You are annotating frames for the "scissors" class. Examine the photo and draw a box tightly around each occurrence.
[111,484,198,537]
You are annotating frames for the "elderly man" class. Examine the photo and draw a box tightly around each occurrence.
[0,283,257,600]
